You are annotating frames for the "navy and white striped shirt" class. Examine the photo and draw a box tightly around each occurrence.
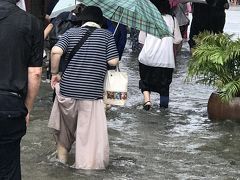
[56,26,118,100]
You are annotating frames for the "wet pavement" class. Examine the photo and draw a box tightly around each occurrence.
[21,7,240,180]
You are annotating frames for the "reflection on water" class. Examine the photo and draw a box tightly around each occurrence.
[22,42,240,179]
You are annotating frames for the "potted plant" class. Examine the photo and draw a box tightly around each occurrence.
[187,31,240,121]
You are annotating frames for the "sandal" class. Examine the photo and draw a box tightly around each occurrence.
[143,101,151,111]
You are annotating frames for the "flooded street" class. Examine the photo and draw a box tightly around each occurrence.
[21,41,240,180]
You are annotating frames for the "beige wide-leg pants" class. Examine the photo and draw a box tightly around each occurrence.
[48,83,109,169]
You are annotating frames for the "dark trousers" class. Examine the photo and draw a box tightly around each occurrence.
[139,62,173,96]
[0,94,27,180]
[0,116,26,180]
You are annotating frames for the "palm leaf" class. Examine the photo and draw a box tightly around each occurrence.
[219,80,240,102]
[187,32,240,102]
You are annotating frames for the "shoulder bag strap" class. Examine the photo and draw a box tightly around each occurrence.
[63,27,96,74]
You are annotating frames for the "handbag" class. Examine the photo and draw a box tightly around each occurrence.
[103,67,128,106]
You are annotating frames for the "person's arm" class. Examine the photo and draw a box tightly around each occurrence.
[108,58,119,66]
[25,67,42,126]
[50,28,70,88]
[44,12,69,39]
[50,46,63,89]
[25,15,44,126]
[138,31,147,45]
[44,23,53,39]
[138,31,147,49]
[106,32,119,67]
[173,17,183,61]
[173,17,183,45]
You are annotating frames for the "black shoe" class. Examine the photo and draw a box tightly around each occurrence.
[143,101,151,111]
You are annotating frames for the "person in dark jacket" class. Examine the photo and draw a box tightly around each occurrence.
[0,0,43,179]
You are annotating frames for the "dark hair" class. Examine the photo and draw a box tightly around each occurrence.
[150,0,171,15]
[78,6,103,25]
[72,4,86,16]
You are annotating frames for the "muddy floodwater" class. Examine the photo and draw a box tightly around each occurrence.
[21,42,240,180]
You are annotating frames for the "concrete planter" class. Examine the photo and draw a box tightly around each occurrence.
[207,92,240,121]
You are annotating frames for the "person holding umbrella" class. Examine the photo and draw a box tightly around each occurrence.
[80,0,171,40]
[138,0,182,110]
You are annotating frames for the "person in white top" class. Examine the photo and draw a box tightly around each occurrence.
[138,0,182,110]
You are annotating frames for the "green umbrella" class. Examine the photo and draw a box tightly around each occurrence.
[78,0,171,39]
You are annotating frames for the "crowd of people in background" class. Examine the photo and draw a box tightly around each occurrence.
[0,0,232,179]
[189,0,229,50]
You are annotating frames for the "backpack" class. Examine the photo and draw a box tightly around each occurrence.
[48,12,76,48]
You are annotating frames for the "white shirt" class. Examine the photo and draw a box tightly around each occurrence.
[138,15,182,68]
[16,0,26,11]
